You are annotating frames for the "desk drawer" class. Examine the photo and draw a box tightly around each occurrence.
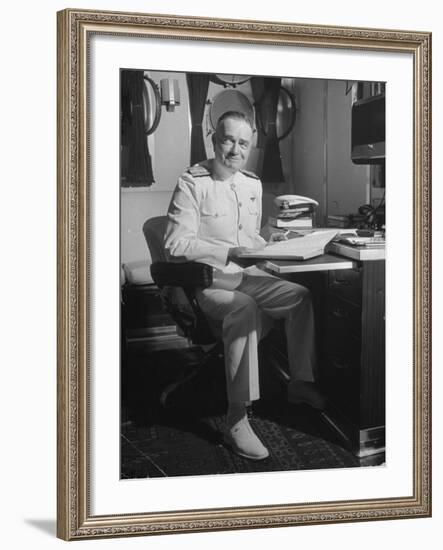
[328,267,362,305]
[321,337,361,419]
[122,284,173,329]
[324,330,361,370]
[326,294,362,341]
[326,342,361,376]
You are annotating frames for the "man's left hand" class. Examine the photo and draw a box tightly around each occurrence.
[268,232,288,243]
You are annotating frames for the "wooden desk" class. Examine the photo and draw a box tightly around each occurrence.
[264,250,386,460]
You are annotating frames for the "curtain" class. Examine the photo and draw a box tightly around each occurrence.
[256,77,285,184]
[186,73,210,166]
[120,70,155,187]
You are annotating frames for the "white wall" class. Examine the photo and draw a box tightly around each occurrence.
[292,78,369,224]
[121,71,190,266]
[148,71,191,193]
[293,78,328,218]
[1,1,441,550]
[121,188,172,264]
[326,79,370,217]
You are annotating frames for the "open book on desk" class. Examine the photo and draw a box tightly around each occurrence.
[239,229,339,260]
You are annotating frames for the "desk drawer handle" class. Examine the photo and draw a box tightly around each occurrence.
[332,307,349,319]
[333,278,351,285]
[332,358,350,370]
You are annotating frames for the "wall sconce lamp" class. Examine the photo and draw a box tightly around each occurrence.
[142,75,180,135]
[160,78,180,112]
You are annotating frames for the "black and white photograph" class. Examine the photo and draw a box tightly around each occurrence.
[119,69,386,479]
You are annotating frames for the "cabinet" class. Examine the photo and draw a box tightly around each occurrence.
[320,260,385,458]
[121,283,194,425]
[122,283,189,351]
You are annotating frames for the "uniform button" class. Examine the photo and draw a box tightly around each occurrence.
[238,224,243,230]
[238,202,242,207]
[214,213,218,217]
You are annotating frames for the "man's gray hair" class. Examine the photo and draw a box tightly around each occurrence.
[216,110,255,132]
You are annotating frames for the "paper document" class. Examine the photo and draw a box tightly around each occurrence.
[239,229,339,260]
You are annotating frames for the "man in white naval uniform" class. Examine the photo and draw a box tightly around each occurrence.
[164,111,324,460]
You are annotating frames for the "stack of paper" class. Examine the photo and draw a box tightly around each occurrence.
[239,229,339,260]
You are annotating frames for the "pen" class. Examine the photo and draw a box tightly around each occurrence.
[283,230,305,238]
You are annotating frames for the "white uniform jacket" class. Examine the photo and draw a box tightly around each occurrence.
[164,160,266,290]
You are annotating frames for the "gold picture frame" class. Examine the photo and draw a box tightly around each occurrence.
[57,8,431,540]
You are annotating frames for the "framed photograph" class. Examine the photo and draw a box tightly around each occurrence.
[57,8,431,540]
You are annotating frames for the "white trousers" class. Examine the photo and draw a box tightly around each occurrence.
[197,268,316,403]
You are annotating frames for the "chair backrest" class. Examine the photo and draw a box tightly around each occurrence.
[142,214,187,326]
[142,215,217,345]
[142,215,170,263]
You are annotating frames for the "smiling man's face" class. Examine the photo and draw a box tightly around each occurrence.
[213,117,253,178]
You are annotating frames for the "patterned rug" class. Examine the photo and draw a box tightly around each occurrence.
[121,344,360,479]
[121,405,359,479]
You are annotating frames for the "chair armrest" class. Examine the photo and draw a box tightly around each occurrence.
[150,261,213,289]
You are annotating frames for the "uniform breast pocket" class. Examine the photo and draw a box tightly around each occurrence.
[200,207,228,235]
[201,207,228,219]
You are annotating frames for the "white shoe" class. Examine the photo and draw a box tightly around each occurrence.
[224,417,269,461]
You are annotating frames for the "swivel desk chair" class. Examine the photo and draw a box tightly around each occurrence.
[142,216,223,409]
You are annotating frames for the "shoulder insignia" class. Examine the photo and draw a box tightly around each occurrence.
[187,164,211,177]
[240,169,260,180]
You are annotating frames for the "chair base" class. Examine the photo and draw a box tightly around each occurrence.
[159,344,223,409]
